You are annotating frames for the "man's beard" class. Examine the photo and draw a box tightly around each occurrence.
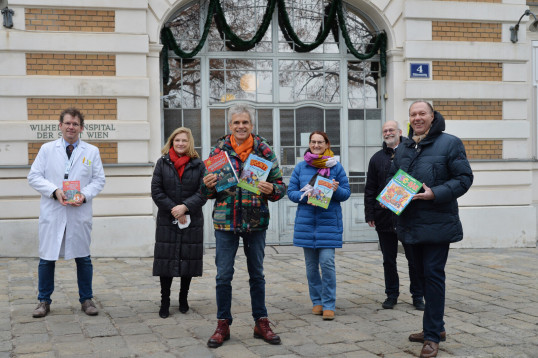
[384,136,398,147]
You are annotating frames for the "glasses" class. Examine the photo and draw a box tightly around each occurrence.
[310,140,326,145]
[62,122,80,127]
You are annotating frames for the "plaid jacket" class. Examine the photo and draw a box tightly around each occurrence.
[202,134,286,232]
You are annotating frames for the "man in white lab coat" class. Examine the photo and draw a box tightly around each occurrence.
[28,107,105,318]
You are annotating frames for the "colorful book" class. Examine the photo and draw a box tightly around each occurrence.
[237,154,273,195]
[63,180,82,204]
[307,176,334,209]
[376,169,423,215]
[204,151,239,192]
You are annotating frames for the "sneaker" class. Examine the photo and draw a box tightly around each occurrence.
[312,305,322,315]
[409,330,446,343]
[207,319,230,348]
[253,317,281,345]
[32,302,50,318]
[81,299,98,316]
[413,298,425,311]
[382,297,397,309]
[322,310,335,320]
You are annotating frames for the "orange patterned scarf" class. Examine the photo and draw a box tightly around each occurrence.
[230,134,254,162]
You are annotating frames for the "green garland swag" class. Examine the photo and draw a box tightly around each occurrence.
[162,0,387,81]
[214,0,275,51]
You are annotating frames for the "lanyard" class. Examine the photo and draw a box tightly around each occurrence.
[63,142,78,180]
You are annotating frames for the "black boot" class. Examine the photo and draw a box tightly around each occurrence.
[159,299,170,318]
[179,276,192,313]
[159,276,172,318]
[179,291,189,313]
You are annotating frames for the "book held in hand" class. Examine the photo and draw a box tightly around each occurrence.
[204,151,239,192]
[307,176,334,209]
[376,169,423,215]
[63,180,82,204]
[237,154,273,195]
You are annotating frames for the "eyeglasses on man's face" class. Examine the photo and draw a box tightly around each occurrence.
[62,121,80,127]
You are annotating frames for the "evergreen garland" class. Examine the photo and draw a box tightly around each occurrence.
[162,0,387,82]
[277,0,337,53]
[214,0,275,51]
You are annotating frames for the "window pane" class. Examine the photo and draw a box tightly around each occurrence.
[326,109,340,146]
[210,59,273,103]
[164,59,201,109]
[296,107,323,146]
[183,109,202,150]
[208,0,272,53]
[210,109,227,145]
[278,0,338,54]
[279,60,340,103]
[280,109,294,147]
[343,4,376,54]
[166,2,201,47]
[164,109,182,142]
[348,61,379,109]
[209,70,226,103]
[280,147,296,168]
[163,109,202,152]
[257,109,273,146]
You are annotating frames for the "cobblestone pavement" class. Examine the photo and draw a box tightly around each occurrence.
[1,245,537,358]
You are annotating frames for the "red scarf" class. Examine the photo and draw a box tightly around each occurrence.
[169,148,190,179]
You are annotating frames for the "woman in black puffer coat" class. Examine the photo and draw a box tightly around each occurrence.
[151,127,207,318]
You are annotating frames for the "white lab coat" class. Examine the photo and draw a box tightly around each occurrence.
[28,139,105,260]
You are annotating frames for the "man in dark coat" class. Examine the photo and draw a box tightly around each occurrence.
[390,101,473,358]
[364,120,423,311]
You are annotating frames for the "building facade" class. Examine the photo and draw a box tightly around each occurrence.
[1,0,537,257]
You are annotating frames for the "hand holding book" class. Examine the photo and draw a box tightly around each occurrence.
[376,169,423,215]
[412,183,435,201]
[257,181,274,195]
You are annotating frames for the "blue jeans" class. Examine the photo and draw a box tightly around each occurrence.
[378,231,423,300]
[214,230,267,324]
[303,247,336,311]
[38,256,94,304]
[411,243,450,343]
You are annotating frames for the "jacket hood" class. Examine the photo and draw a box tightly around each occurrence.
[407,111,445,139]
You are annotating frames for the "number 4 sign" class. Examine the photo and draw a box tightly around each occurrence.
[410,63,430,78]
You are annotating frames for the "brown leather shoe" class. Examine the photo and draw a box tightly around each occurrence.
[207,319,230,348]
[312,305,322,315]
[420,340,439,358]
[322,310,335,320]
[409,330,446,343]
[81,299,98,316]
[32,302,50,318]
[253,317,281,345]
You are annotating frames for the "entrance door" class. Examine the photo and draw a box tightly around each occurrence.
[162,0,385,246]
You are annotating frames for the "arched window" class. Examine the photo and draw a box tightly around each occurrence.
[162,0,384,243]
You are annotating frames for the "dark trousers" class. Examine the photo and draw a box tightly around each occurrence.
[214,230,267,324]
[160,276,192,298]
[411,243,450,343]
[377,231,422,300]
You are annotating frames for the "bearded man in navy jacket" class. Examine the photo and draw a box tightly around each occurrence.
[364,120,423,311]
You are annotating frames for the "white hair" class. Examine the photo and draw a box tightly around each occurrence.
[227,104,256,126]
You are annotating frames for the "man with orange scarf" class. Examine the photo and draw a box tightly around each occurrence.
[202,104,286,348]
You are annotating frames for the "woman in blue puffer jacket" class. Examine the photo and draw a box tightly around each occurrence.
[287,131,351,321]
